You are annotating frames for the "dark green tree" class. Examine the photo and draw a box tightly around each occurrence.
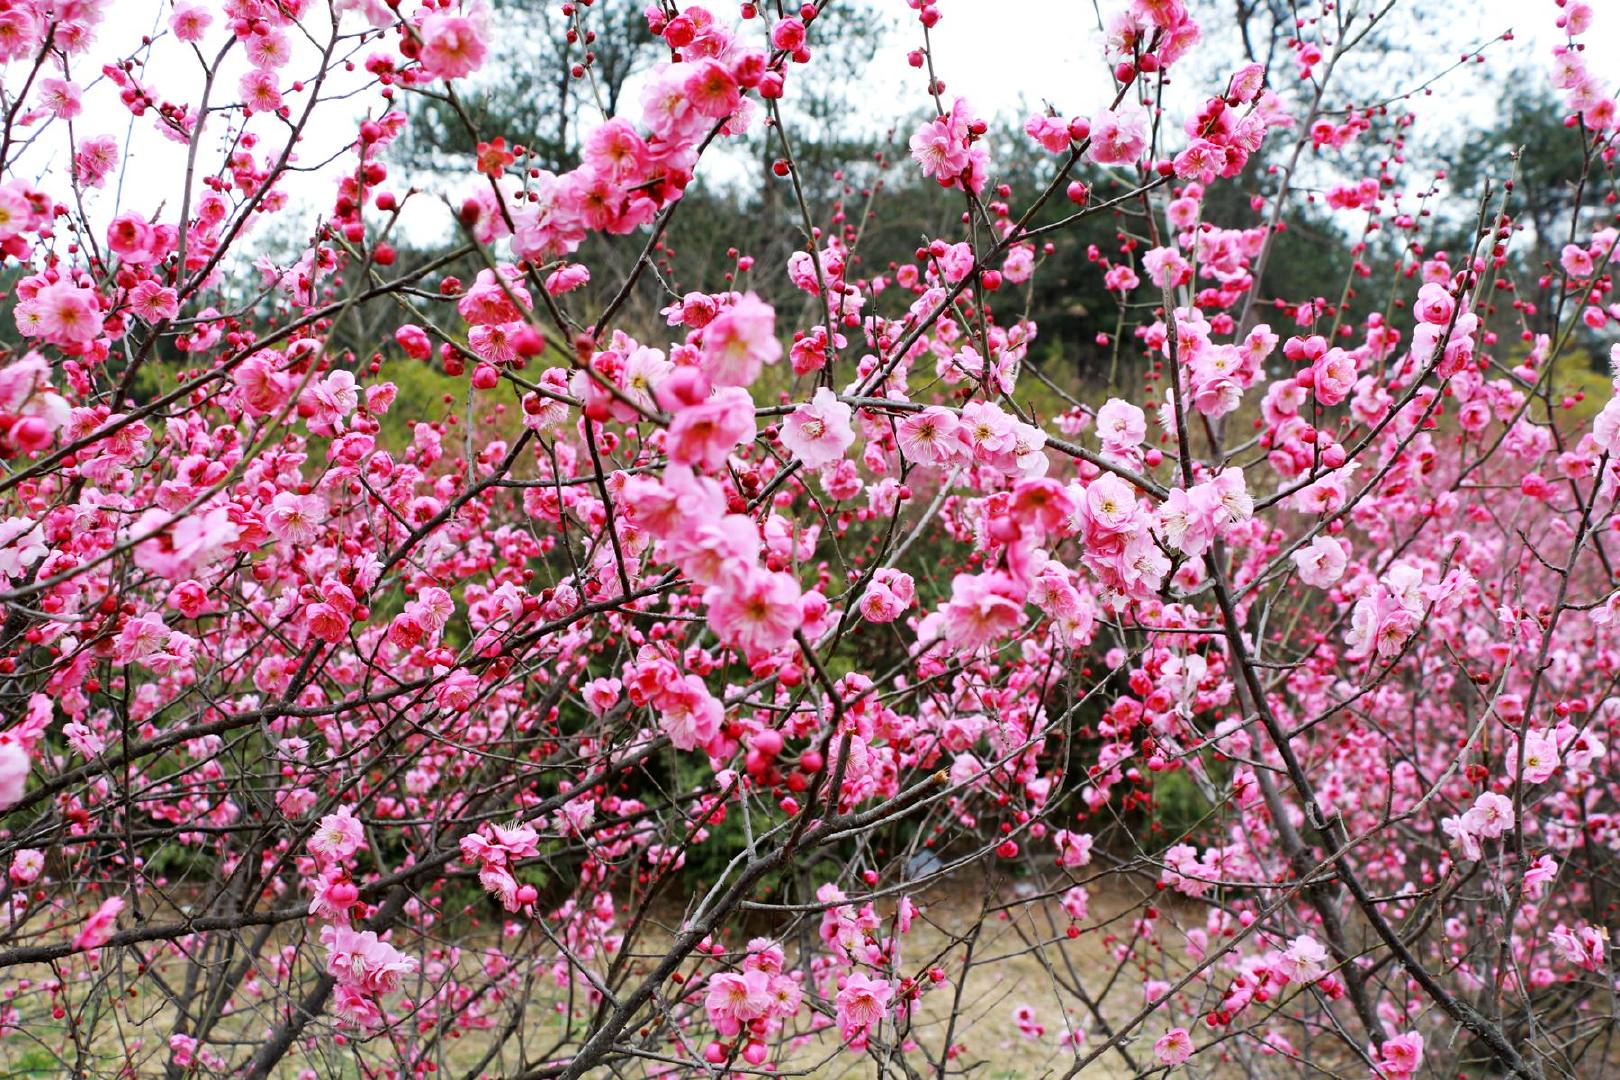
[1450,80,1594,335]
[396,0,660,174]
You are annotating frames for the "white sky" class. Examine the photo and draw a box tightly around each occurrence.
[888,0,1613,113]
[16,0,1620,260]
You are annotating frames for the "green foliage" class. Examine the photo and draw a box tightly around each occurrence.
[1448,80,1593,337]
[1451,80,1588,252]
[1148,767,1216,849]
[6,1042,63,1075]
[371,353,467,446]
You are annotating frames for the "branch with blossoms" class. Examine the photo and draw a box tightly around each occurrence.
[0,0,1618,1077]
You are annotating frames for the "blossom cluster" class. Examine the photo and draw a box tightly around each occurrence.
[0,0,1614,1077]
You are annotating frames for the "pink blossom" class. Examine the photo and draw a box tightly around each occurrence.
[1561,243,1595,279]
[706,969,771,1035]
[1414,282,1455,325]
[74,898,125,951]
[656,674,723,751]
[897,407,962,466]
[74,135,119,188]
[323,924,419,995]
[128,281,179,323]
[700,294,780,387]
[780,388,855,468]
[31,281,101,344]
[1524,854,1559,900]
[419,11,488,80]
[1154,1027,1193,1066]
[1095,398,1146,451]
[910,117,968,185]
[265,491,327,546]
[684,59,740,119]
[1053,829,1094,868]
[309,808,366,864]
[835,972,892,1046]
[9,849,43,884]
[858,568,916,624]
[1292,536,1349,588]
[932,571,1025,653]
[1278,934,1328,983]
[0,742,29,809]
[239,69,283,114]
[705,564,803,654]
[1087,107,1147,166]
[1375,1031,1424,1079]
[1550,922,1607,971]
[37,78,81,120]
[665,386,756,471]
[1024,114,1072,154]
[170,4,212,42]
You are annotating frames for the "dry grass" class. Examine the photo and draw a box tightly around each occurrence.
[0,876,1315,1078]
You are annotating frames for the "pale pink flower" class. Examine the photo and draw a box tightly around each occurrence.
[1561,244,1595,279]
[74,135,119,188]
[1087,107,1147,166]
[169,1034,197,1067]
[265,491,327,546]
[1462,791,1513,839]
[656,674,722,752]
[780,388,855,468]
[1524,854,1558,900]
[0,742,29,809]
[1095,398,1145,450]
[309,808,366,864]
[170,4,213,42]
[322,924,419,995]
[668,514,761,587]
[1514,728,1561,784]
[910,115,969,184]
[1549,923,1606,972]
[9,849,43,884]
[36,78,81,120]
[235,351,292,416]
[239,69,283,113]
[128,281,179,323]
[683,59,740,119]
[665,386,756,472]
[1154,1026,1193,1066]
[1279,934,1328,983]
[1053,829,1094,868]
[897,407,962,466]
[419,11,488,79]
[33,281,101,344]
[1292,536,1349,588]
[936,571,1025,652]
[700,294,780,387]
[1414,282,1455,326]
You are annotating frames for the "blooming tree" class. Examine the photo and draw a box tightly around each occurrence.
[0,0,1616,1077]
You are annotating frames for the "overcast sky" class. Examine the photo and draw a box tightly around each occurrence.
[884,0,1619,114]
[27,0,1620,255]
